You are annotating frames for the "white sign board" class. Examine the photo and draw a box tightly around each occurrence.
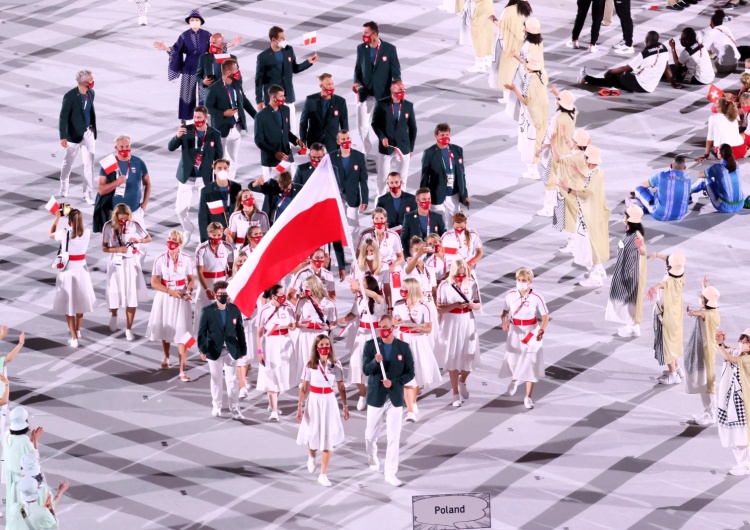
[412,492,491,529]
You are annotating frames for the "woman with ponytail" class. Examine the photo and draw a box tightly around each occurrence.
[691,143,745,213]
[698,98,746,163]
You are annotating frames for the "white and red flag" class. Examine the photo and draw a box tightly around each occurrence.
[302,32,317,46]
[275,159,292,173]
[707,84,724,103]
[180,332,196,349]
[45,197,60,215]
[207,200,224,215]
[100,154,118,174]
[214,53,231,63]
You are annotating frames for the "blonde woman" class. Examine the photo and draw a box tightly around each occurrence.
[101,203,151,340]
[404,237,439,347]
[49,208,96,347]
[499,268,549,409]
[537,88,576,215]
[296,335,349,487]
[295,274,337,368]
[226,189,270,251]
[357,208,404,272]
[492,0,532,101]
[715,329,750,475]
[393,279,441,422]
[440,212,483,271]
[435,259,481,407]
[424,233,449,285]
[352,237,392,307]
[147,230,195,381]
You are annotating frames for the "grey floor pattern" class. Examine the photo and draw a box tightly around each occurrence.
[1,0,750,528]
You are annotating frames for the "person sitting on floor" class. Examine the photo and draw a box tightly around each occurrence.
[665,28,715,89]
[691,143,745,213]
[632,155,692,222]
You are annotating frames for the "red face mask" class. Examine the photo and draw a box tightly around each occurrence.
[232,71,242,81]
[743,106,750,114]
[399,289,408,298]
[392,91,405,100]
[433,244,442,253]
[374,222,386,230]
[209,45,221,54]
[389,185,401,194]
[251,235,263,244]
[311,259,325,268]
[310,159,320,168]
[437,137,451,147]
[194,120,206,128]
[454,227,465,234]
[362,35,372,44]
[209,237,222,246]
[323,88,335,96]
[318,346,331,356]
[275,96,286,106]
[117,149,130,158]
[167,241,180,250]
[418,200,431,210]
[454,275,466,282]
[242,197,255,208]
[86,81,95,90]
[379,328,393,339]
[304,289,312,297]
[275,295,287,305]
[118,219,127,226]
[340,141,352,150]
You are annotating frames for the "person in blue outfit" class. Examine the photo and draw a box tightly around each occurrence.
[153,9,241,120]
[97,135,152,228]
[691,144,745,213]
[632,155,691,221]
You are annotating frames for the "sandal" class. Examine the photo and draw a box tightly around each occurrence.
[597,87,620,97]
[179,372,190,382]
[160,357,170,369]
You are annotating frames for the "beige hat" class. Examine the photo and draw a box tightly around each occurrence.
[526,53,543,71]
[572,129,590,147]
[584,145,602,165]
[742,328,750,337]
[525,17,541,35]
[558,90,576,111]
[625,204,644,224]
[702,286,720,307]
[667,252,686,276]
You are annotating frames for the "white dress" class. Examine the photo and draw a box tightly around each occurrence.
[290,265,336,294]
[404,263,440,347]
[350,264,390,290]
[193,241,233,338]
[296,361,346,451]
[347,296,387,386]
[146,252,193,343]
[295,297,337,362]
[357,229,403,267]
[102,220,150,309]
[425,254,449,284]
[228,210,270,251]
[441,228,482,267]
[256,302,297,392]
[434,279,479,371]
[499,288,548,382]
[393,302,442,388]
[52,228,96,315]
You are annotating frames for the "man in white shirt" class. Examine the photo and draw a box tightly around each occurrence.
[666,28,715,89]
[578,31,668,93]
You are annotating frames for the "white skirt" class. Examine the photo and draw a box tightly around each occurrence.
[296,391,345,451]
[106,257,149,309]
[499,325,544,383]
[145,291,192,344]
[425,299,440,349]
[435,312,478,372]
[297,329,327,367]
[348,329,371,386]
[236,318,256,367]
[256,334,294,393]
[52,262,96,315]
[400,332,442,388]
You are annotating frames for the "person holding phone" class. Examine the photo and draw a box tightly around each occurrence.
[49,208,96,348]
[196,33,237,89]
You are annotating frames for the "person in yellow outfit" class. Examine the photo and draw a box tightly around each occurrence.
[550,128,589,252]
[536,88,576,216]
[715,328,750,476]
[491,0,532,102]
[648,252,686,385]
[466,0,497,72]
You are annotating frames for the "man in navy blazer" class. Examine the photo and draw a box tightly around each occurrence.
[255,26,318,134]
[371,81,417,194]
[198,159,242,242]
[353,21,401,154]
[300,73,349,153]
[196,33,236,88]
[330,130,369,242]
[250,171,303,224]
[420,123,471,229]
[59,69,97,203]
[205,59,257,180]
[400,187,446,255]
[363,314,414,486]
[168,105,224,245]
[376,172,417,230]
[197,281,247,420]
[254,85,305,181]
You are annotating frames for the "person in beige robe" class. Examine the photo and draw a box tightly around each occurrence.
[493,0,531,101]
[549,128,588,248]
[685,282,721,425]
[648,252,686,385]
[537,89,576,217]
[466,0,496,72]
[715,329,750,475]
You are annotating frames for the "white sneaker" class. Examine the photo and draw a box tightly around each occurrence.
[579,275,604,288]
[211,407,222,417]
[524,397,535,409]
[566,39,580,49]
[617,326,634,338]
[589,44,598,53]
[693,412,715,425]
[138,16,147,25]
[368,453,380,472]
[77,330,82,339]
[657,373,680,385]
[405,412,417,423]
[109,315,118,332]
[729,465,750,476]
[458,382,469,399]
[267,405,283,415]
[231,408,245,420]
[466,62,487,73]
[601,24,613,32]
[631,325,641,338]
[412,403,419,414]
[83,193,95,205]
[612,42,635,55]
[506,380,519,396]
[452,395,463,407]
[577,66,587,84]
[536,206,554,217]
[269,411,280,422]
[307,456,316,473]
[239,387,249,399]
[68,338,79,348]
[357,396,367,411]
[125,329,135,341]
[317,474,332,487]
[384,474,403,486]
[59,183,69,198]
[559,241,574,254]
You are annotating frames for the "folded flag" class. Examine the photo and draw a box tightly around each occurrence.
[100,154,118,174]
[207,200,224,215]
[214,53,231,63]
[707,84,724,103]
[45,197,60,215]
[302,31,317,46]
[180,332,196,349]
[275,159,292,173]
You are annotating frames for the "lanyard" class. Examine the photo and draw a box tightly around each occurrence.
[195,130,207,152]
[208,242,220,259]
[391,102,400,120]
[512,290,533,317]
[224,83,236,107]
[420,213,430,236]
[168,252,180,273]
[440,148,454,174]
[372,45,380,65]
[81,92,89,109]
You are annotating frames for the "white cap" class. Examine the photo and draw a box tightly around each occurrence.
[18,476,39,503]
[10,406,29,431]
[20,453,41,477]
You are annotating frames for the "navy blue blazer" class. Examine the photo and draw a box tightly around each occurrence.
[197,302,247,360]
[198,181,242,242]
[204,80,257,138]
[196,52,237,85]
[420,144,469,206]
[330,149,369,208]
[375,192,417,229]
[254,105,299,167]
[294,162,316,187]
[400,210,446,256]
[59,87,96,142]
[167,125,224,185]
[363,338,414,408]
[254,46,312,104]
[353,40,401,102]
[371,98,417,155]
[299,93,349,153]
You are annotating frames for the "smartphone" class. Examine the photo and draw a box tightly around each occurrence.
[424,246,434,253]
[60,203,71,216]
[180,119,186,127]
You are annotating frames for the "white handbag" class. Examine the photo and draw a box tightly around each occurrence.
[51,231,70,271]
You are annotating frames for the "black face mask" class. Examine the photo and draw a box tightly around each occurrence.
[216,294,229,304]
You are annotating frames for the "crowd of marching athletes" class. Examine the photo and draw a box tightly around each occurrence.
[3,3,750,519]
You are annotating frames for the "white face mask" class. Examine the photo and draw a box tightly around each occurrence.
[366,254,375,261]
[516,281,529,292]
[216,170,228,181]
[277,40,288,49]
[189,20,201,31]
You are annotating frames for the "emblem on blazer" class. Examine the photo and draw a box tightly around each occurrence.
[232,318,237,325]
[354,164,359,170]
[405,207,410,212]
[383,56,388,61]
[210,142,215,147]
[397,354,402,361]
[288,57,292,62]
[434,226,438,231]
[458,158,463,164]
[334,110,339,116]
[405,113,409,118]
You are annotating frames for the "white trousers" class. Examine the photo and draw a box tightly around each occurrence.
[431,194,462,229]
[346,205,361,243]
[175,178,205,234]
[60,128,96,195]
[130,206,146,229]
[356,96,377,155]
[222,126,242,180]
[376,152,412,196]
[286,102,298,136]
[365,400,403,477]
[732,447,750,466]
[208,351,240,410]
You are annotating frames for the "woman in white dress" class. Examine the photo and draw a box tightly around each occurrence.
[101,204,151,341]
[357,208,404,287]
[435,259,481,407]
[499,268,550,409]
[238,225,264,256]
[226,189,270,252]
[147,230,195,382]
[351,237,391,307]
[296,334,349,487]
[393,279,441,422]
[715,328,750,475]
[424,233,449,285]
[441,212,483,271]
[295,275,337,364]
[404,237,440,348]
[49,208,96,348]
[257,284,297,422]
[339,275,386,411]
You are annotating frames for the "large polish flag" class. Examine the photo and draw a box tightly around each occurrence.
[227,155,350,316]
